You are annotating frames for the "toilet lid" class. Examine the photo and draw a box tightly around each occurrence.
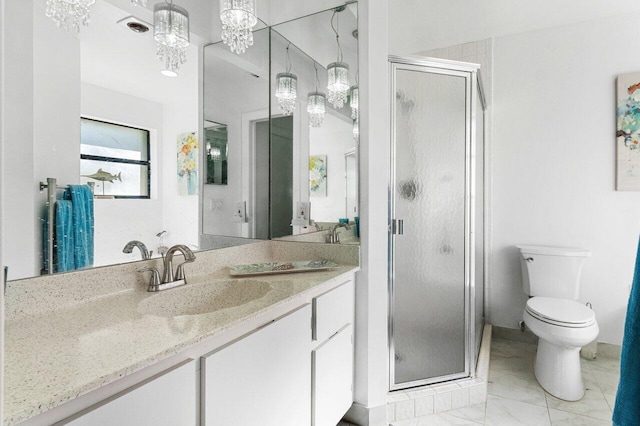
[526,297,596,328]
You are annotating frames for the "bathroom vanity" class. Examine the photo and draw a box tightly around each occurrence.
[3,241,359,426]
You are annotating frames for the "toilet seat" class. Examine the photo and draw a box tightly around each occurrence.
[525,297,595,328]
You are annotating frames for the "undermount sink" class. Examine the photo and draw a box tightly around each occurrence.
[138,279,273,317]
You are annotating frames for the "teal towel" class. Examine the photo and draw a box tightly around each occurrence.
[613,237,640,426]
[55,200,75,272]
[63,185,94,269]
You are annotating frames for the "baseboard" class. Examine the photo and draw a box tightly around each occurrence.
[492,325,538,344]
[343,402,387,426]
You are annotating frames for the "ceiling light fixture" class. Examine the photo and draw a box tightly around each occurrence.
[45,0,96,34]
[308,63,327,128]
[327,7,349,109]
[154,1,190,74]
[219,0,257,54]
[275,43,297,116]
[350,84,358,120]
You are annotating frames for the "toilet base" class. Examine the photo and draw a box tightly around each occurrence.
[534,339,584,401]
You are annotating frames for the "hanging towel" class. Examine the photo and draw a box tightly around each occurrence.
[613,236,640,426]
[55,200,75,272]
[63,185,94,269]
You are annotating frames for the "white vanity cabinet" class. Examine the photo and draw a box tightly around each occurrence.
[201,304,312,426]
[312,280,355,426]
[60,359,197,426]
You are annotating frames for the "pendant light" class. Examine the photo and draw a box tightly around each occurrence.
[219,0,257,54]
[154,1,190,74]
[275,44,297,116]
[350,72,359,120]
[308,63,327,128]
[45,0,96,34]
[327,8,349,109]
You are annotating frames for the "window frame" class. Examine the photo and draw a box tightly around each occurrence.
[80,117,151,199]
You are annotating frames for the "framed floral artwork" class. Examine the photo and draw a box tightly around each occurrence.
[616,73,640,191]
[178,132,199,196]
[309,155,327,197]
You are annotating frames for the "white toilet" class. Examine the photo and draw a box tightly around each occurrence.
[517,245,599,401]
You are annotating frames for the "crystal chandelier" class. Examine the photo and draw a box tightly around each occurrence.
[327,8,349,109]
[349,84,359,120]
[45,0,96,34]
[219,0,257,54]
[130,0,147,6]
[275,44,297,116]
[307,63,327,128]
[308,92,327,128]
[154,1,190,74]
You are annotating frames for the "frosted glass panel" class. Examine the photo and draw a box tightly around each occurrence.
[392,69,467,385]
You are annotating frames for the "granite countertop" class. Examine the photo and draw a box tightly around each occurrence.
[3,265,358,425]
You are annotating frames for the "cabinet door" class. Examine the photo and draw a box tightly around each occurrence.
[202,305,311,426]
[62,359,197,426]
[314,280,354,343]
[313,324,353,426]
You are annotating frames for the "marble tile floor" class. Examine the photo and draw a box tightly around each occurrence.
[390,338,620,426]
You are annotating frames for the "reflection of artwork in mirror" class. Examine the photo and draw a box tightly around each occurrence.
[204,123,228,185]
[177,132,199,196]
[80,118,150,198]
[310,155,327,197]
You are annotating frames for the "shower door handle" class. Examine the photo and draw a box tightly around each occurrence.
[392,219,404,235]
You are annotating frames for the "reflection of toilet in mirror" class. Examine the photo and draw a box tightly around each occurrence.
[517,245,599,401]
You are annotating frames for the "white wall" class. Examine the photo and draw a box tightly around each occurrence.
[162,100,200,249]
[346,0,390,422]
[81,83,165,265]
[491,12,640,344]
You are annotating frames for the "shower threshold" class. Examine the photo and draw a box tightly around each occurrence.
[386,324,492,423]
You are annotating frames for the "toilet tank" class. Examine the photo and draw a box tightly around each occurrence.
[516,245,591,300]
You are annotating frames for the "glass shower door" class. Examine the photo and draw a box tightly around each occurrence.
[390,63,471,389]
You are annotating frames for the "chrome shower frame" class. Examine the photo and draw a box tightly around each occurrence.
[387,55,487,391]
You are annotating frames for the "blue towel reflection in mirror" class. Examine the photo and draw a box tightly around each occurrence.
[43,184,94,273]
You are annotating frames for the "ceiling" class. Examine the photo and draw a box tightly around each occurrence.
[389,0,640,55]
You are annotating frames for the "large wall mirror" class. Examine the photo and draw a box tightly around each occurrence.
[2,0,358,282]
[202,4,359,248]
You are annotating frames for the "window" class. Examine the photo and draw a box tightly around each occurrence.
[80,118,151,198]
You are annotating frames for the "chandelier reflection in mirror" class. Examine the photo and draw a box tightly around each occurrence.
[307,64,327,128]
[154,1,190,74]
[219,0,257,54]
[45,0,96,34]
[350,84,359,120]
[275,44,297,116]
[327,7,349,109]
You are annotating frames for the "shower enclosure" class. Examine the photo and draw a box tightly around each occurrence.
[388,56,487,390]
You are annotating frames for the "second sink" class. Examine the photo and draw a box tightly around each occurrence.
[138,279,273,317]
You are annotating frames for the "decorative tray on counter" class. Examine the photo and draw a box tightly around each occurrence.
[229,260,340,277]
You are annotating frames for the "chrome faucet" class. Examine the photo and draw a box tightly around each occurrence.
[139,244,196,292]
[327,222,351,244]
[123,240,151,260]
[162,245,196,284]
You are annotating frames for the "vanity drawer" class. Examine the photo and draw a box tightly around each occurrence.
[313,280,354,343]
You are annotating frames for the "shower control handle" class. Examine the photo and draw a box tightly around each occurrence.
[525,257,534,263]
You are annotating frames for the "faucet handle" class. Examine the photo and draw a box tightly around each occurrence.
[138,267,161,287]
